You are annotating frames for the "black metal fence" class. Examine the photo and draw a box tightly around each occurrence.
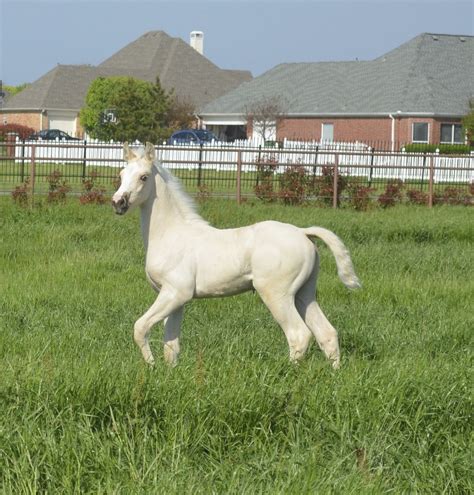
[1,140,472,207]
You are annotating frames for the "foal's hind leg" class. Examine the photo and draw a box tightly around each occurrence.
[295,269,341,369]
[134,287,190,365]
[256,289,313,362]
[163,307,183,367]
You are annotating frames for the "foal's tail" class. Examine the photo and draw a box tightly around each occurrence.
[303,227,361,290]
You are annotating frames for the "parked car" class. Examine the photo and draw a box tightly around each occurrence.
[28,129,80,141]
[168,129,218,145]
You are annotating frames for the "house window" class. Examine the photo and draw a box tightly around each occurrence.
[321,123,334,142]
[440,123,463,144]
[412,122,429,143]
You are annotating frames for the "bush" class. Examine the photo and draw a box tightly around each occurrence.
[255,154,278,202]
[441,187,470,206]
[11,179,30,207]
[196,184,211,203]
[278,164,307,205]
[79,171,107,205]
[403,143,473,155]
[46,170,71,204]
[406,189,428,206]
[346,182,374,211]
[0,123,35,141]
[312,166,348,206]
[378,180,404,208]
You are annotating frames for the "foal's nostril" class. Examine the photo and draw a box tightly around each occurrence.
[112,194,129,213]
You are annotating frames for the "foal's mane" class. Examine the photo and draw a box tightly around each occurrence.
[154,160,208,225]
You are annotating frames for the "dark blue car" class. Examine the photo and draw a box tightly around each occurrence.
[168,129,217,145]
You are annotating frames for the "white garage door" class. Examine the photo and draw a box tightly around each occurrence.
[48,111,76,136]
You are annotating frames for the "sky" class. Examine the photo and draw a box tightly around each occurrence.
[1,0,473,86]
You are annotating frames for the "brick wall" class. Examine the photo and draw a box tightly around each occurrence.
[277,116,464,146]
[1,111,47,132]
[278,117,392,142]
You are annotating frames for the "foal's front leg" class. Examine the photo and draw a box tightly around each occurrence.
[134,288,190,365]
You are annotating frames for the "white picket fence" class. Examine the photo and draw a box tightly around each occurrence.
[15,138,474,183]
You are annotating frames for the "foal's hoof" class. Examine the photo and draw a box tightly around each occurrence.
[332,359,341,370]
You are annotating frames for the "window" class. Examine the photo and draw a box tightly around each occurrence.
[321,123,334,142]
[440,123,463,144]
[412,122,429,143]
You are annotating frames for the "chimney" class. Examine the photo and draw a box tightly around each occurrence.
[190,31,204,55]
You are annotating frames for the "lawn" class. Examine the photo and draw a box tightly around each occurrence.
[0,198,472,493]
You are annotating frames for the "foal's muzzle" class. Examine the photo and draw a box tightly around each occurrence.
[112,194,129,215]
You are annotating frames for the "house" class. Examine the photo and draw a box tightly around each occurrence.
[200,33,474,148]
[0,31,252,137]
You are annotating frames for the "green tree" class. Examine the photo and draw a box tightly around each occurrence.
[461,98,474,145]
[2,83,30,97]
[80,76,173,142]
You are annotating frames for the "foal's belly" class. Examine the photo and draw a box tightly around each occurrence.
[193,227,254,298]
[194,273,253,298]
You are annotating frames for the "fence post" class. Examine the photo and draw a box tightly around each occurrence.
[333,153,339,209]
[236,149,242,205]
[428,151,436,208]
[21,140,25,182]
[312,145,319,188]
[82,140,87,179]
[421,152,427,190]
[256,145,262,187]
[30,144,36,208]
[197,143,203,187]
[368,147,374,187]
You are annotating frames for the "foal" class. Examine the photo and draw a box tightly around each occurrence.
[112,143,361,369]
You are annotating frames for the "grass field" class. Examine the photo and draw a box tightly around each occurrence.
[0,198,472,494]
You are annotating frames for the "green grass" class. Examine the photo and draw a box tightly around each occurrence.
[0,198,472,494]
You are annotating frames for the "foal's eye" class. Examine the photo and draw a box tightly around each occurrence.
[140,175,148,182]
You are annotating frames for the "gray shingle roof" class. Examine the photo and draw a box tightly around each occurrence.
[2,31,252,112]
[99,31,252,107]
[2,65,100,110]
[200,33,474,117]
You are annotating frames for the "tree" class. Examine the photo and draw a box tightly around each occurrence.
[244,95,288,143]
[2,83,29,98]
[80,76,173,142]
[166,95,197,133]
[462,98,474,145]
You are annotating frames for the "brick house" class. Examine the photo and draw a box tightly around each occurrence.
[1,31,251,138]
[200,33,473,149]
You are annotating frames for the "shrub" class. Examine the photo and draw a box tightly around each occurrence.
[79,171,107,205]
[11,179,30,207]
[0,123,35,141]
[278,164,307,205]
[403,143,473,155]
[255,154,278,202]
[312,166,347,206]
[196,184,211,203]
[346,182,374,211]
[406,189,428,206]
[46,170,71,204]
[441,187,470,206]
[378,180,404,208]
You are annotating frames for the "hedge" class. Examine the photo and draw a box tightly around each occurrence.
[403,143,473,154]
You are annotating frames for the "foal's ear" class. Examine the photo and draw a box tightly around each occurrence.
[144,142,155,164]
[123,142,137,162]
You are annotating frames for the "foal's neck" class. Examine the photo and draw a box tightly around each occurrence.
[140,166,206,249]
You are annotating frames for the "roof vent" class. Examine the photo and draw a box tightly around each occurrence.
[190,31,204,55]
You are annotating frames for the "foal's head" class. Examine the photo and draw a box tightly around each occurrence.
[112,142,155,215]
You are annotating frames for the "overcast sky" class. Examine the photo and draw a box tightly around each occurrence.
[1,0,472,86]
